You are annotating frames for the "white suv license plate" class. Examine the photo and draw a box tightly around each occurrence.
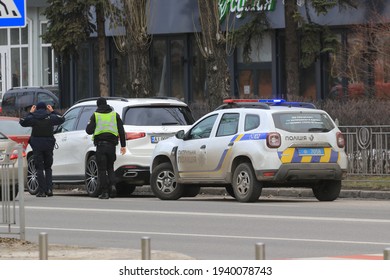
[297,148,324,156]
[151,135,171,144]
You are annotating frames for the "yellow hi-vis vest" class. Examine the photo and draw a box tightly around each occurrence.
[93,112,118,139]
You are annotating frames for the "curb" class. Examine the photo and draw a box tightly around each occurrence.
[133,186,390,200]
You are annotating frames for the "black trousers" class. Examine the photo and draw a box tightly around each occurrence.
[96,142,116,194]
[33,149,54,194]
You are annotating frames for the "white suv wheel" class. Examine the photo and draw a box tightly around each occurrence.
[85,155,99,197]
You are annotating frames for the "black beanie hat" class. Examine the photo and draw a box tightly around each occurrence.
[97,97,107,106]
[36,102,47,110]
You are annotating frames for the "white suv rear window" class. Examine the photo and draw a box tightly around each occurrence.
[272,112,335,133]
[123,106,194,126]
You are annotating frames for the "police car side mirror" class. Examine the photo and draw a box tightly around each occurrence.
[175,130,185,139]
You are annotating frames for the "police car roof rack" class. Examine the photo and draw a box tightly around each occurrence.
[75,96,129,104]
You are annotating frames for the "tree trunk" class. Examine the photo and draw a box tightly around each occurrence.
[96,4,109,97]
[284,1,300,98]
[197,0,230,111]
[128,43,152,98]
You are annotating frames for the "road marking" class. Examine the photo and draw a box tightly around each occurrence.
[25,206,390,224]
[21,225,390,246]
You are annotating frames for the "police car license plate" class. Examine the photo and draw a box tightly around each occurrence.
[297,148,324,156]
[151,135,171,144]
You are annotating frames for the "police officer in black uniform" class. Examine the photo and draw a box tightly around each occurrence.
[20,102,65,197]
[86,97,126,199]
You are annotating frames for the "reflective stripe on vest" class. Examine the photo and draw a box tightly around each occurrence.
[93,112,118,138]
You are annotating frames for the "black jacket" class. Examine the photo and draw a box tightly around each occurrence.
[85,104,126,147]
[19,109,65,151]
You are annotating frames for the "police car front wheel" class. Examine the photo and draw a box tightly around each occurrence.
[151,162,184,200]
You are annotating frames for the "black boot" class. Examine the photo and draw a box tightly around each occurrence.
[98,192,109,199]
[109,185,117,198]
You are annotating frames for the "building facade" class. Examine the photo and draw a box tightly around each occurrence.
[0,0,57,100]
[3,1,390,110]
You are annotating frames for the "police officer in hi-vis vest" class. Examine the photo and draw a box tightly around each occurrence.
[86,97,126,199]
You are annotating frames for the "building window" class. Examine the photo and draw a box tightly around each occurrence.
[237,33,273,98]
[41,22,58,86]
[10,25,29,87]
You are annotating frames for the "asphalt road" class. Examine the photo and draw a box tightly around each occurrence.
[3,190,390,260]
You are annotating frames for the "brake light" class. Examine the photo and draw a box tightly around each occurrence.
[125,132,146,140]
[336,132,345,148]
[9,150,26,160]
[266,132,281,148]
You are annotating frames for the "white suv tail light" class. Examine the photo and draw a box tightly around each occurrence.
[266,132,281,148]
[125,132,146,140]
[336,132,345,148]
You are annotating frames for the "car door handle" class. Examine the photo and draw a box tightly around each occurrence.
[200,145,206,149]
[228,142,234,147]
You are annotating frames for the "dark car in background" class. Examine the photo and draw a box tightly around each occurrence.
[0,87,60,115]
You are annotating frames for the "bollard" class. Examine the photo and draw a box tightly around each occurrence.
[141,237,151,260]
[384,248,390,260]
[39,232,48,260]
[255,242,265,260]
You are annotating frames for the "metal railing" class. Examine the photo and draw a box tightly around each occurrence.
[339,126,390,176]
[0,145,25,240]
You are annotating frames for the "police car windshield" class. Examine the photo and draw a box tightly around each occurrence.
[272,112,335,133]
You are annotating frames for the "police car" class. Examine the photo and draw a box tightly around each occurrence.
[150,99,348,202]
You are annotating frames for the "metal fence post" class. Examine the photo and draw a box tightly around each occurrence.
[255,242,265,260]
[384,248,390,260]
[17,145,25,240]
[39,232,48,260]
[141,237,151,260]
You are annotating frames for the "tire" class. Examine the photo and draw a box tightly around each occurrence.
[183,185,200,197]
[27,156,39,195]
[232,162,262,202]
[116,182,136,197]
[85,155,100,197]
[150,162,184,200]
[312,180,341,201]
[225,185,236,198]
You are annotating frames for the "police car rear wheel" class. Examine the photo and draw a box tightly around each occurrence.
[312,180,341,201]
[151,162,184,200]
[27,156,39,195]
[85,155,100,197]
[232,162,262,202]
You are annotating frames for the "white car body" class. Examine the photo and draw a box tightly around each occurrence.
[150,100,348,202]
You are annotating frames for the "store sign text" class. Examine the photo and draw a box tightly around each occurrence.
[219,0,277,21]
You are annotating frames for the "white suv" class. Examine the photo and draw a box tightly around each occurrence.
[26,97,195,196]
[150,99,348,202]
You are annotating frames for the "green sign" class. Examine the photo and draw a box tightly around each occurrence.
[218,0,277,21]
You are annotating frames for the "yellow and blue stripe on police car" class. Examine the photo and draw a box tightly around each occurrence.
[278,147,340,163]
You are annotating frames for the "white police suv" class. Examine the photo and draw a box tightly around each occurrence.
[150,99,348,202]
